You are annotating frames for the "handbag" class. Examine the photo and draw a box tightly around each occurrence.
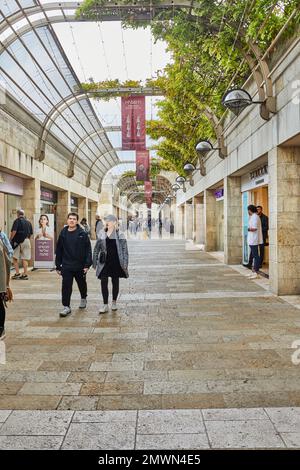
[99,251,106,264]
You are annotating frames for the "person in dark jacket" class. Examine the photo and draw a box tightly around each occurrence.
[55,212,92,318]
[93,214,129,314]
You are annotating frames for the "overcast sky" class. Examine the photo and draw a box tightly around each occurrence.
[53,21,171,177]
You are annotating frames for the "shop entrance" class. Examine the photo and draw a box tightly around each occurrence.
[249,185,269,273]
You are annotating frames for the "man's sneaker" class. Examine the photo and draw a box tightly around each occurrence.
[249,273,260,280]
[20,274,28,280]
[79,299,87,309]
[11,273,20,280]
[59,306,72,317]
[99,304,109,314]
[111,302,118,311]
[0,328,6,340]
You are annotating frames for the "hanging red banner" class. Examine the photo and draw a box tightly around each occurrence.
[136,150,150,181]
[144,181,152,208]
[121,96,146,150]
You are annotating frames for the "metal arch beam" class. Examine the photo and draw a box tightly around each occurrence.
[0,2,120,184]
[203,106,227,159]
[0,1,193,51]
[0,1,192,28]
[67,131,121,178]
[35,91,121,163]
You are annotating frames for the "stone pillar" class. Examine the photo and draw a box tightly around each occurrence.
[224,176,243,264]
[56,190,70,235]
[22,177,40,225]
[184,201,193,240]
[204,189,217,251]
[78,197,88,222]
[89,201,98,240]
[22,178,40,266]
[174,204,184,239]
[194,195,204,244]
[99,183,114,216]
[268,146,300,295]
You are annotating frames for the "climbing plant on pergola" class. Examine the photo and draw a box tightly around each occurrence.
[78,0,300,174]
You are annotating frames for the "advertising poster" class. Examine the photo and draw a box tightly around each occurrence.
[136,150,150,181]
[34,213,55,269]
[121,95,146,150]
[144,181,152,209]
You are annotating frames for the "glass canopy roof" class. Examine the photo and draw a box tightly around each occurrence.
[0,0,120,185]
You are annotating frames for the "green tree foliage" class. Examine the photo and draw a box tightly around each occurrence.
[78,0,300,173]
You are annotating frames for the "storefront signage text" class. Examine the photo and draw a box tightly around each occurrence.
[250,165,268,180]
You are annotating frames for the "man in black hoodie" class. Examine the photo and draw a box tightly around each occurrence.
[55,212,92,317]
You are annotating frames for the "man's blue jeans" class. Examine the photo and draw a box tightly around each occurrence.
[249,245,260,273]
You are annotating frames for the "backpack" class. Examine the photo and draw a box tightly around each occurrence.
[11,218,31,247]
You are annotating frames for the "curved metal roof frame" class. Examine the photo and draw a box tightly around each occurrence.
[116,173,173,205]
[0,0,120,184]
[0,1,192,45]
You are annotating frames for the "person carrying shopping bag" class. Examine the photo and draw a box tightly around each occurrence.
[93,214,129,314]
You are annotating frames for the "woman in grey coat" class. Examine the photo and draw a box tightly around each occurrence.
[93,214,129,314]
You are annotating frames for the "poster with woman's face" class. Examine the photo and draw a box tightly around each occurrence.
[34,213,55,268]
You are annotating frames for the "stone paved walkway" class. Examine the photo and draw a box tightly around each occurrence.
[1,407,300,449]
[1,239,300,413]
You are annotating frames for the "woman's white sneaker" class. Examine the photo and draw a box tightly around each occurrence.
[59,306,71,317]
[99,304,109,314]
[111,302,118,311]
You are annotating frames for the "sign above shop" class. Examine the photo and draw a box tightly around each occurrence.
[250,165,268,180]
[40,187,57,203]
[241,164,269,192]
[214,188,224,200]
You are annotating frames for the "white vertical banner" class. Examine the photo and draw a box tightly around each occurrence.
[34,214,55,269]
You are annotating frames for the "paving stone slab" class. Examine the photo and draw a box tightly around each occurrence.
[0,411,73,436]
[205,419,285,449]
[136,433,210,450]
[137,410,205,434]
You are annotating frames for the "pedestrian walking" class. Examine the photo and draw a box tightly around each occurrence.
[55,212,92,318]
[95,215,104,239]
[80,218,91,238]
[247,205,263,280]
[9,209,33,280]
[0,238,13,340]
[93,214,129,314]
[0,229,14,259]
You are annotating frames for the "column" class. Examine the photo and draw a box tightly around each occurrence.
[56,190,70,235]
[22,178,40,266]
[184,201,193,240]
[89,201,98,240]
[224,176,243,264]
[194,195,204,244]
[22,177,40,224]
[174,204,184,239]
[268,146,300,295]
[78,197,88,222]
[204,189,217,251]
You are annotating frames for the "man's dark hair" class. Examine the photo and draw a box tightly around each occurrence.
[248,205,257,213]
[67,212,79,221]
[256,205,262,210]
